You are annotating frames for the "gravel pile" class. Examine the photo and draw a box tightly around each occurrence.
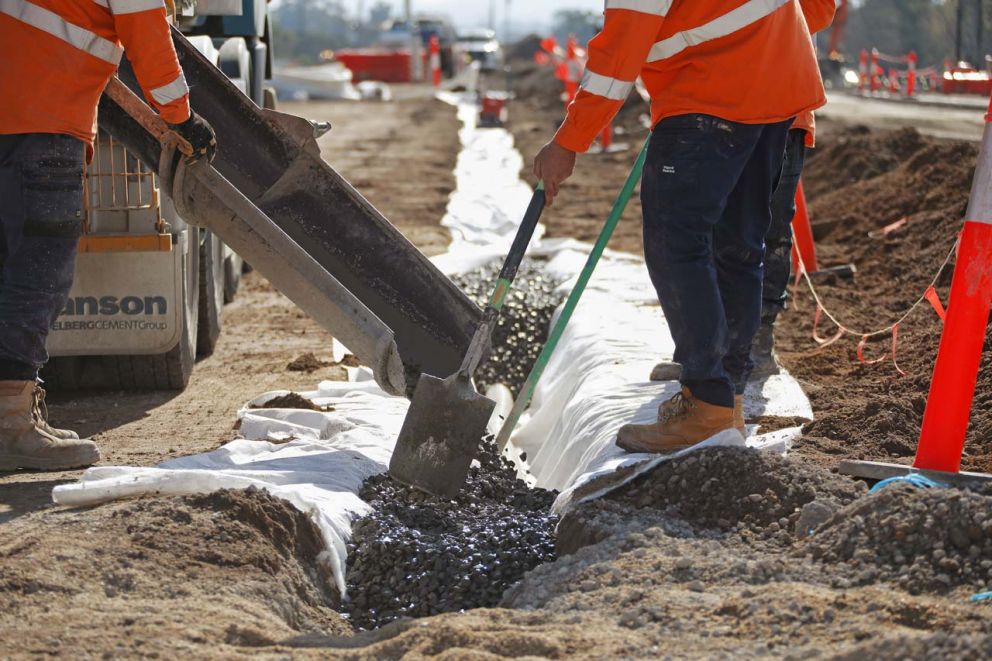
[344,439,558,629]
[452,259,563,396]
[604,447,865,542]
[803,483,992,594]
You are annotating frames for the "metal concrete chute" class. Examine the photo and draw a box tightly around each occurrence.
[166,28,485,392]
[97,28,487,396]
[101,77,408,395]
[169,155,408,395]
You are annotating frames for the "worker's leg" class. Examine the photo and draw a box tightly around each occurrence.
[714,119,793,394]
[0,134,84,380]
[0,133,97,471]
[641,114,764,408]
[761,128,807,325]
[750,128,807,376]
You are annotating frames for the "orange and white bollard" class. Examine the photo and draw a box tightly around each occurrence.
[858,49,868,93]
[914,95,992,473]
[564,35,582,108]
[888,67,900,94]
[906,51,918,97]
[870,49,881,93]
[429,35,441,87]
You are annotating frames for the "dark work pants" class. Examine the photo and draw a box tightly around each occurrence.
[761,128,807,324]
[642,114,792,407]
[0,134,85,381]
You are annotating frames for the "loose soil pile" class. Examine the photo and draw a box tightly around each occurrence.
[776,127,990,471]
[0,488,350,657]
[452,259,564,396]
[344,440,557,629]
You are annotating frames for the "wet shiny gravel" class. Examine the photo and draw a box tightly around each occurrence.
[344,440,558,629]
[452,259,563,396]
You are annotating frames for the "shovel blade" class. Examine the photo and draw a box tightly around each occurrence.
[389,372,496,497]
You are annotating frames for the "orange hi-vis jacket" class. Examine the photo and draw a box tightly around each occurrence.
[0,0,191,149]
[554,0,831,153]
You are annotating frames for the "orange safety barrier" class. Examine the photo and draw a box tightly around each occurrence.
[790,179,818,274]
[914,94,992,473]
[335,50,413,83]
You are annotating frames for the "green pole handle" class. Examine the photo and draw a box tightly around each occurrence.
[496,137,651,450]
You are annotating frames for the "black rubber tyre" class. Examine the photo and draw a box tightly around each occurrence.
[197,230,224,356]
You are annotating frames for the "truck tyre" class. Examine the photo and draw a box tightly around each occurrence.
[224,252,243,303]
[197,229,224,356]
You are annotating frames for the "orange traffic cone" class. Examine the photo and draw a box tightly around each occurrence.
[914,96,992,473]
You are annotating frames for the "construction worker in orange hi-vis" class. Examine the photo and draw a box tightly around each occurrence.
[533,0,835,454]
[0,0,217,471]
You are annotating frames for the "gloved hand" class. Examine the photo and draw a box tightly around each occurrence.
[168,112,217,163]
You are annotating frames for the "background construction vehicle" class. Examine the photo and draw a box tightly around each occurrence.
[43,0,276,391]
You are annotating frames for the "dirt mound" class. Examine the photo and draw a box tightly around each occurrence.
[253,391,328,411]
[777,127,991,470]
[344,441,558,629]
[287,352,331,373]
[802,126,928,199]
[802,483,992,594]
[453,259,563,396]
[508,34,544,62]
[0,488,349,657]
[603,448,865,539]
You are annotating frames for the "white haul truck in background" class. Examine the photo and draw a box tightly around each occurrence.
[43,0,275,391]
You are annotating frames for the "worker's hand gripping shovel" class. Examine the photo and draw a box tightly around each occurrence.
[389,185,547,497]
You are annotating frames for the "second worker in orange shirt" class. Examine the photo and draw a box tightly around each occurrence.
[533,0,831,453]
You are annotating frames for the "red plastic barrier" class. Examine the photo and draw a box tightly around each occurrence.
[915,95,992,473]
[335,50,412,83]
[790,180,818,274]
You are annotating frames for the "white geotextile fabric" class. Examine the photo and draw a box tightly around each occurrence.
[53,95,813,595]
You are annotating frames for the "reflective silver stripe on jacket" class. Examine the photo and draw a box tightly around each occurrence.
[0,0,123,65]
[648,0,790,62]
[605,0,672,17]
[150,72,189,105]
[108,0,165,15]
[92,0,109,8]
[580,70,634,101]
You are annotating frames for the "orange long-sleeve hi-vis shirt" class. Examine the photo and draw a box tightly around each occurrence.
[555,0,829,153]
[0,0,191,148]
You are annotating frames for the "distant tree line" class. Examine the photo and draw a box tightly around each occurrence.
[271,0,394,64]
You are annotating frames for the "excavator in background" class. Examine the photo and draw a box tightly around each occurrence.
[44,0,482,396]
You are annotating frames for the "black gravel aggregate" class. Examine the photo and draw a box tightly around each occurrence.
[451,259,564,396]
[344,439,558,629]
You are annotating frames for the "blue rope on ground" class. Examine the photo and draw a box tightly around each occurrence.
[869,472,945,493]
[969,592,992,602]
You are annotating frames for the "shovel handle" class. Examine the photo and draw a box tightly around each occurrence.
[459,184,547,376]
[486,183,546,313]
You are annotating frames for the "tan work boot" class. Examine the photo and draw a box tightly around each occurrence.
[0,381,99,471]
[35,384,79,440]
[734,395,746,438]
[617,387,736,454]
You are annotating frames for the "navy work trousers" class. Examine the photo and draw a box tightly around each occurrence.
[761,128,807,324]
[0,133,85,381]
[641,114,792,407]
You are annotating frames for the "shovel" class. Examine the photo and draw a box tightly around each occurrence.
[388,184,547,497]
